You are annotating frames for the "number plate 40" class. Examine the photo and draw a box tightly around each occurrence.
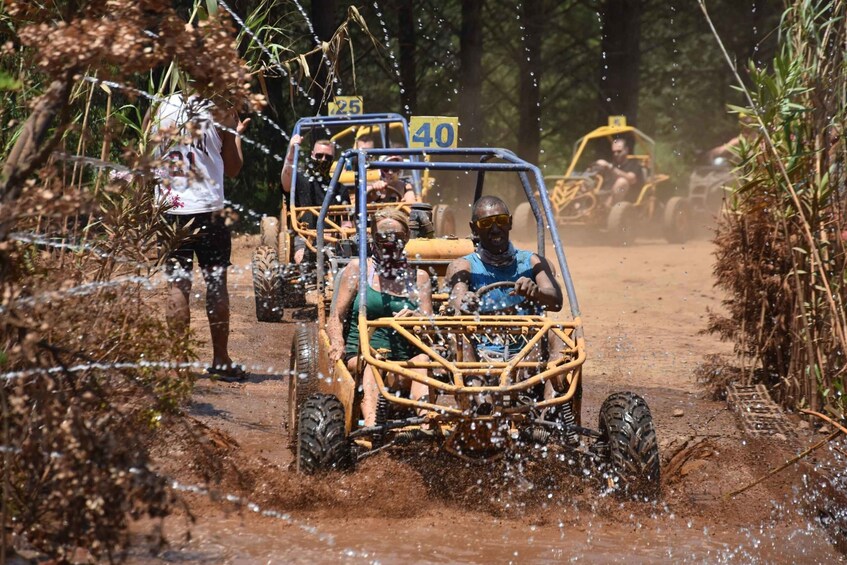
[409,116,458,149]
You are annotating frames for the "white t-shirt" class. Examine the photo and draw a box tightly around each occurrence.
[152,93,225,214]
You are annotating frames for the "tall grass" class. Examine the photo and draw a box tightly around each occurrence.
[0,0,334,558]
[704,0,847,418]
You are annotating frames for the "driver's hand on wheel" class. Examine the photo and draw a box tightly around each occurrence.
[512,276,540,301]
[459,292,480,314]
[593,159,612,172]
[367,180,387,202]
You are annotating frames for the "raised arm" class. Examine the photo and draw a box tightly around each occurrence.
[280,134,302,193]
[445,257,472,313]
[219,110,249,177]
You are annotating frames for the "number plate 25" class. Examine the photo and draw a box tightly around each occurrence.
[328,96,363,115]
[409,116,459,149]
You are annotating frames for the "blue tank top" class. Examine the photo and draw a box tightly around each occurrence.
[465,249,539,316]
[464,249,539,358]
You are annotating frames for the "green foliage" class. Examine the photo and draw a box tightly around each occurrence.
[709,0,847,418]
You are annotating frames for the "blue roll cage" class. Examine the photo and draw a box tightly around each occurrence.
[316,147,582,322]
[289,113,422,205]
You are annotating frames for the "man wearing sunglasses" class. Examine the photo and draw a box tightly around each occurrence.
[281,134,350,263]
[446,195,562,323]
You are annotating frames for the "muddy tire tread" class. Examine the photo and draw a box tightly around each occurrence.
[433,204,456,237]
[297,394,351,474]
[513,202,536,239]
[252,246,283,322]
[260,216,280,251]
[287,324,320,439]
[599,391,660,498]
[607,202,636,246]
[663,196,691,244]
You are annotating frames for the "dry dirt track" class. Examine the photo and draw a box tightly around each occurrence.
[132,234,843,563]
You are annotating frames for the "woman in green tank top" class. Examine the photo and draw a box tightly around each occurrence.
[327,210,433,427]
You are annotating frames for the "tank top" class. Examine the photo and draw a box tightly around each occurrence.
[152,93,225,214]
[465,249,538,315]
[345,260,420,361]
[464,249,539,357]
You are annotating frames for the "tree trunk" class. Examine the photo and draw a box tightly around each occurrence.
[458,0,484,146]
[0,74,74,206]
[397,0,417,116]
[517,0,544,163]
[310,0,338,108]
[599,0,642,125]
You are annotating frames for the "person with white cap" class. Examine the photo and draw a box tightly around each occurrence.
[367,154,416,203]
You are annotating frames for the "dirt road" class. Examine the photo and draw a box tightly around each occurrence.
[135,235,842,563]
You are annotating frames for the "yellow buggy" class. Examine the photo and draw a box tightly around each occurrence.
[287,147,661,498]
[252,113,455,322]
[514,120,691,245]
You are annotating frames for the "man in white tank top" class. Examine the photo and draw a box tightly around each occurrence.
[152,92,250,381]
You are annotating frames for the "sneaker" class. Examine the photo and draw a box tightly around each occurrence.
[205,364,248,383]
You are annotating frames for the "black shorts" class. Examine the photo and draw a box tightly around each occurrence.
[164,212,232,278]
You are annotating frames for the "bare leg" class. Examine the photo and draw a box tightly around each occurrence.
[361,364,379,427]
[294,247,305,264]
[204,266,232,369]
[167,274,192,336]
[406,353,430,406]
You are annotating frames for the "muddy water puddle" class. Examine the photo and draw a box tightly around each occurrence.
[141,238,843,563]
[132,509,838,563]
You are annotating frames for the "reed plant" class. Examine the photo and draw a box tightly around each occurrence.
[703,0,847,418]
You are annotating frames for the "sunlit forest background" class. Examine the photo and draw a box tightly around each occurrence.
[2,0,780,218]
[217,0,780,215]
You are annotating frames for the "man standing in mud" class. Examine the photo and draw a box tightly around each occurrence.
[153,92,249,382]
[594,136,644,204]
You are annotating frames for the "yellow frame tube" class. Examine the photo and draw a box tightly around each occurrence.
[358,315,586,401]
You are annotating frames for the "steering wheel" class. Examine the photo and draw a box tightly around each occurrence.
[463,281,527,314]
[369,181,406,203]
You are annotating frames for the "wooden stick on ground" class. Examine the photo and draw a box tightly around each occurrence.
[799,409,847,436]
[726,429,842,499]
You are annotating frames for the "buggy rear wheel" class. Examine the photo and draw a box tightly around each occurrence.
[433,204,456,237]
[607,202,636,246]
[513,202,536,240]
[597,391,660,498]
[287,324,320,442]
[260,216,280,251]
[663,196,692,244]
[252,246,283,322]
[297,394,352,474]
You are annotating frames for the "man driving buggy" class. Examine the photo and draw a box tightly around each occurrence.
[594,136,644,205]
[281,134,351,264]
[445,196,563,361]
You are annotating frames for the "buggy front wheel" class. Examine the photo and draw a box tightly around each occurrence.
[597,391,660,498]
[606,202,637,246]
[297,394,352,474]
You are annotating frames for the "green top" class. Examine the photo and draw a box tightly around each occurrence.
[344,264,420,361]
